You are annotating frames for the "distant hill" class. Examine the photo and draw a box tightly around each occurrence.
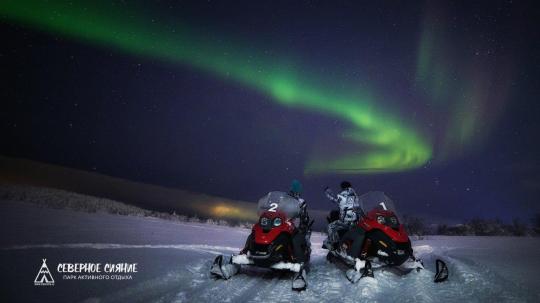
[0,155,329,228]
[0,155,258,222]
[1,183,154,216]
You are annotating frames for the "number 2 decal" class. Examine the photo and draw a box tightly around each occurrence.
[268,203,278,212]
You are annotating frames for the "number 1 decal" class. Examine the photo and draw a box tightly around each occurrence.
[379,202,387,210]
[268,203,278,212]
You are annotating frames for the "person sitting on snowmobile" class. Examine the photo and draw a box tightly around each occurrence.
[323,181,365,257]
[289,180,310,230]
[288,179,312,263]
[240,179,312,263]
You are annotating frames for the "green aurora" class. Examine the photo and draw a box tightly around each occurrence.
[0,1,434,174]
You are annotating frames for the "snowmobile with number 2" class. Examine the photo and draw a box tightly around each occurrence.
[326,191,449,283]
[210,191,312,291]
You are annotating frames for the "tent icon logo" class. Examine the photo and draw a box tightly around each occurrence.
[34,259,55,286]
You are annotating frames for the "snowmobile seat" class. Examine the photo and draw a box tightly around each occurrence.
[327,209,340,223]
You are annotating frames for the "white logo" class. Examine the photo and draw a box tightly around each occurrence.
[34,259,55,286]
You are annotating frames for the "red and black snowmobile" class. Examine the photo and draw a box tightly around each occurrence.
[326,191,448,283]
[210,191,312,291]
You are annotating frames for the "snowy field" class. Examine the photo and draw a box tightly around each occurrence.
[1,200,540,303]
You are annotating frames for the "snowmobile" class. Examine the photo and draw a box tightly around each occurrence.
[210,191,312,291]
[325,191,449,283]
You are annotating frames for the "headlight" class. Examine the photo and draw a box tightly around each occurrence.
[377,216,385,224]
[260,217,270,226]
[390,216,398,225]
[273,217,282,226]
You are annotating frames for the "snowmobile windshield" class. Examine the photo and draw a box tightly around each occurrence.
[358,191,402,221]
[257,191,301,219]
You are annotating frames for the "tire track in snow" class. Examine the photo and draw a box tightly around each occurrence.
[203,270,263,303]
[2,243,241,255]
[439,254,536,303]
[228,270,283,303]
[80,270,188,303]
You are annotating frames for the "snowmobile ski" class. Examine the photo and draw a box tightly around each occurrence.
[346,268,361,283]
[434,259,448,283]
[346,259,373,283]
[292,266,307,291]
[360,260,374,279]
[210,255,239,280]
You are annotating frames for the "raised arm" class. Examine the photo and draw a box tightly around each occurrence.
[324,187,339,204]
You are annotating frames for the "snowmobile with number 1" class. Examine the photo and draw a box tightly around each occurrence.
[210,191,312,291]
[325,191,449,283]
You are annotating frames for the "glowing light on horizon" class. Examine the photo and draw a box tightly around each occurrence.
[210,204,257,221]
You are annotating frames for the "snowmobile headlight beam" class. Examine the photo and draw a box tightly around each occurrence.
[273,217,282,227]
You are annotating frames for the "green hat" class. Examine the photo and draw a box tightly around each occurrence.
[290,179,303,194]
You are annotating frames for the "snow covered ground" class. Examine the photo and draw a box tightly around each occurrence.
[1,200,539,303]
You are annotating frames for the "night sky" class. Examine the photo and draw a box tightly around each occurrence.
[1,1,539,223]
